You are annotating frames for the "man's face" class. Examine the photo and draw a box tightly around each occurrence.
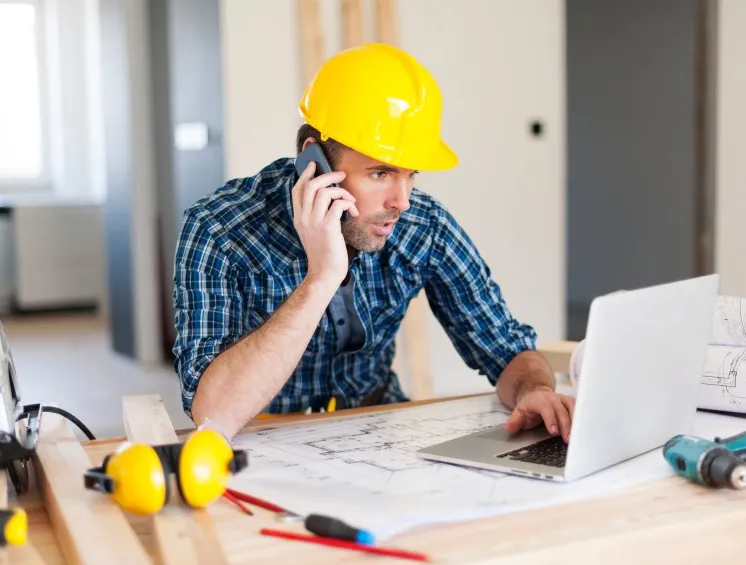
[335,148,418,252]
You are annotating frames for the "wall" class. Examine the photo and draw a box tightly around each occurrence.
[715,0,746,296]
[398,0,565,395]
[566,0,699,339]
[220,0,300,179]
[219,0,565,397]
[99,0,162,363]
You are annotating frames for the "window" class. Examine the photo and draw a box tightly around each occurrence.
[0,1,45,183]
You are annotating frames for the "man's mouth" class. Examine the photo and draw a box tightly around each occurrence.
[371,221,396,237]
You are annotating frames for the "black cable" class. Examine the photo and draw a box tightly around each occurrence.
[17,403,96,441]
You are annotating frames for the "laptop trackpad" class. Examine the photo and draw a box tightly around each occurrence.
[474,425,554,455]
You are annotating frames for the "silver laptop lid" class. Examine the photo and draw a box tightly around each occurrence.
[564,274,719,481]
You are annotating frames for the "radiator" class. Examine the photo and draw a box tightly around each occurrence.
[11,201,105,310]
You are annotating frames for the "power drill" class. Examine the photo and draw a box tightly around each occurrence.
[663,431,746,489]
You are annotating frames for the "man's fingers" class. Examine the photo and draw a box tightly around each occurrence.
[504,409,523,434]
[314,187,356,223]
[309,171,346,191]
[552,397,572,442]
[560,394,575,421]
[301,160,316,180]
[292,161,315,217]
[302,172,347,222]
[326,199,357,222]
[539,404,558,436]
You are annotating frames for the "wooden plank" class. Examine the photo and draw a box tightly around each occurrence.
[0,472,41,564]
[537,340,577,374]
[395,291,433,400]
[0,471,8,565]
[374,0,398,45]
[4,543,46,565]
[297,0,325,87]
[10,477,67,564]
[32,413,150,564]
[122,395,180,445]
[340,0,364,49]
[122,395,228,565]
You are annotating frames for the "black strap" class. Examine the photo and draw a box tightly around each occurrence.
[0,509,12,546]
[83,465,115,494]
[229,450,249,474]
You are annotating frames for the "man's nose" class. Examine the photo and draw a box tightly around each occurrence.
[386,180,411,213]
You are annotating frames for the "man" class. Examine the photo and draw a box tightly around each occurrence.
[172,43,574,440]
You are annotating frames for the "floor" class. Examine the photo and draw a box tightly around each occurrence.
[1,311,193,440]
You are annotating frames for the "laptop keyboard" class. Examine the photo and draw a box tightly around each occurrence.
[496,435,568,467]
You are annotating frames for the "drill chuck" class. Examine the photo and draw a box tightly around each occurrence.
[706,450,746,489]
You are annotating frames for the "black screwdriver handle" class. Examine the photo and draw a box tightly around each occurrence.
[304,514,375,545]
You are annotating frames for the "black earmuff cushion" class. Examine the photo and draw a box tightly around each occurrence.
[154,443,183,506]
[173,444,189,506]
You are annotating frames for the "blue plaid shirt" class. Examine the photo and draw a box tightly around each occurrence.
[172,157,537,419]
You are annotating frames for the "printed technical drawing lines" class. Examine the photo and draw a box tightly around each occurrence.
[702,348,745,388]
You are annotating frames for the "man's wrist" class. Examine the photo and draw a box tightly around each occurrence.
[514,381,554,405]
[196,417,233,443]
[302,273,341,300]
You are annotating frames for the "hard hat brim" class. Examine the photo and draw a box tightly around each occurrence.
[404,138,459,172]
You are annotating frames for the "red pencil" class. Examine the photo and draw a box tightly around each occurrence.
[259,528,430,562]
[222,490,253,515]
[224,488,287,513]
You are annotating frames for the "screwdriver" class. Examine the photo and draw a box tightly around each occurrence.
[304,514,376,545]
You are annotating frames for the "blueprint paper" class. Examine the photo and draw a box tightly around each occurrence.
[698,345,746,413]
[228,395,746,540]
[711,295,746,347]
[570,294,746,415]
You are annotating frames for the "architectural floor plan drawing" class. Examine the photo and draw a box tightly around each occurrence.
[228,394,710,539]
[699,345,746,412]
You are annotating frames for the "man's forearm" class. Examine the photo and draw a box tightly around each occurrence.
[495,350,556,409]
[191,276,338,438]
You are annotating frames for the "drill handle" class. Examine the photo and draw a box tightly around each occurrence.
[716,430,746,457]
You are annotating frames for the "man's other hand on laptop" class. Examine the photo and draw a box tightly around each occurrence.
[496,350,575,443]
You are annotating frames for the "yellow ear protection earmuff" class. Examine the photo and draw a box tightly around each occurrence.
[83,429,248,515]
[0,508,27,546]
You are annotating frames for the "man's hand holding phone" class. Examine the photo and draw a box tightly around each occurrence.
[292,161,359,288]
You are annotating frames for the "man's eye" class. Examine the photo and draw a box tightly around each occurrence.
[372,171,387,180]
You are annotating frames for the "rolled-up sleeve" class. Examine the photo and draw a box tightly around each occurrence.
[424,205,537,386]
[172,211,244,419]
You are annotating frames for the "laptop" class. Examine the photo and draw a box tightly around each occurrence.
[416,274,720,482]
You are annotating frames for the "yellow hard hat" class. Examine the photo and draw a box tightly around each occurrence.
[298,43,457,171]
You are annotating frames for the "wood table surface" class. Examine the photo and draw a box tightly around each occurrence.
[10,393,746,564]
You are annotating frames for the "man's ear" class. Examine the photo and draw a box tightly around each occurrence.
[301,137,317,151]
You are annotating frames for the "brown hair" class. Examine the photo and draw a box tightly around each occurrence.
[295,123,347,168]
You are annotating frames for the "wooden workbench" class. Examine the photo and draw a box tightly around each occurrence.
[8,390,746,564]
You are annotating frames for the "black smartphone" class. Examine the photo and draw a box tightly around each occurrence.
[295,143,349,223]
